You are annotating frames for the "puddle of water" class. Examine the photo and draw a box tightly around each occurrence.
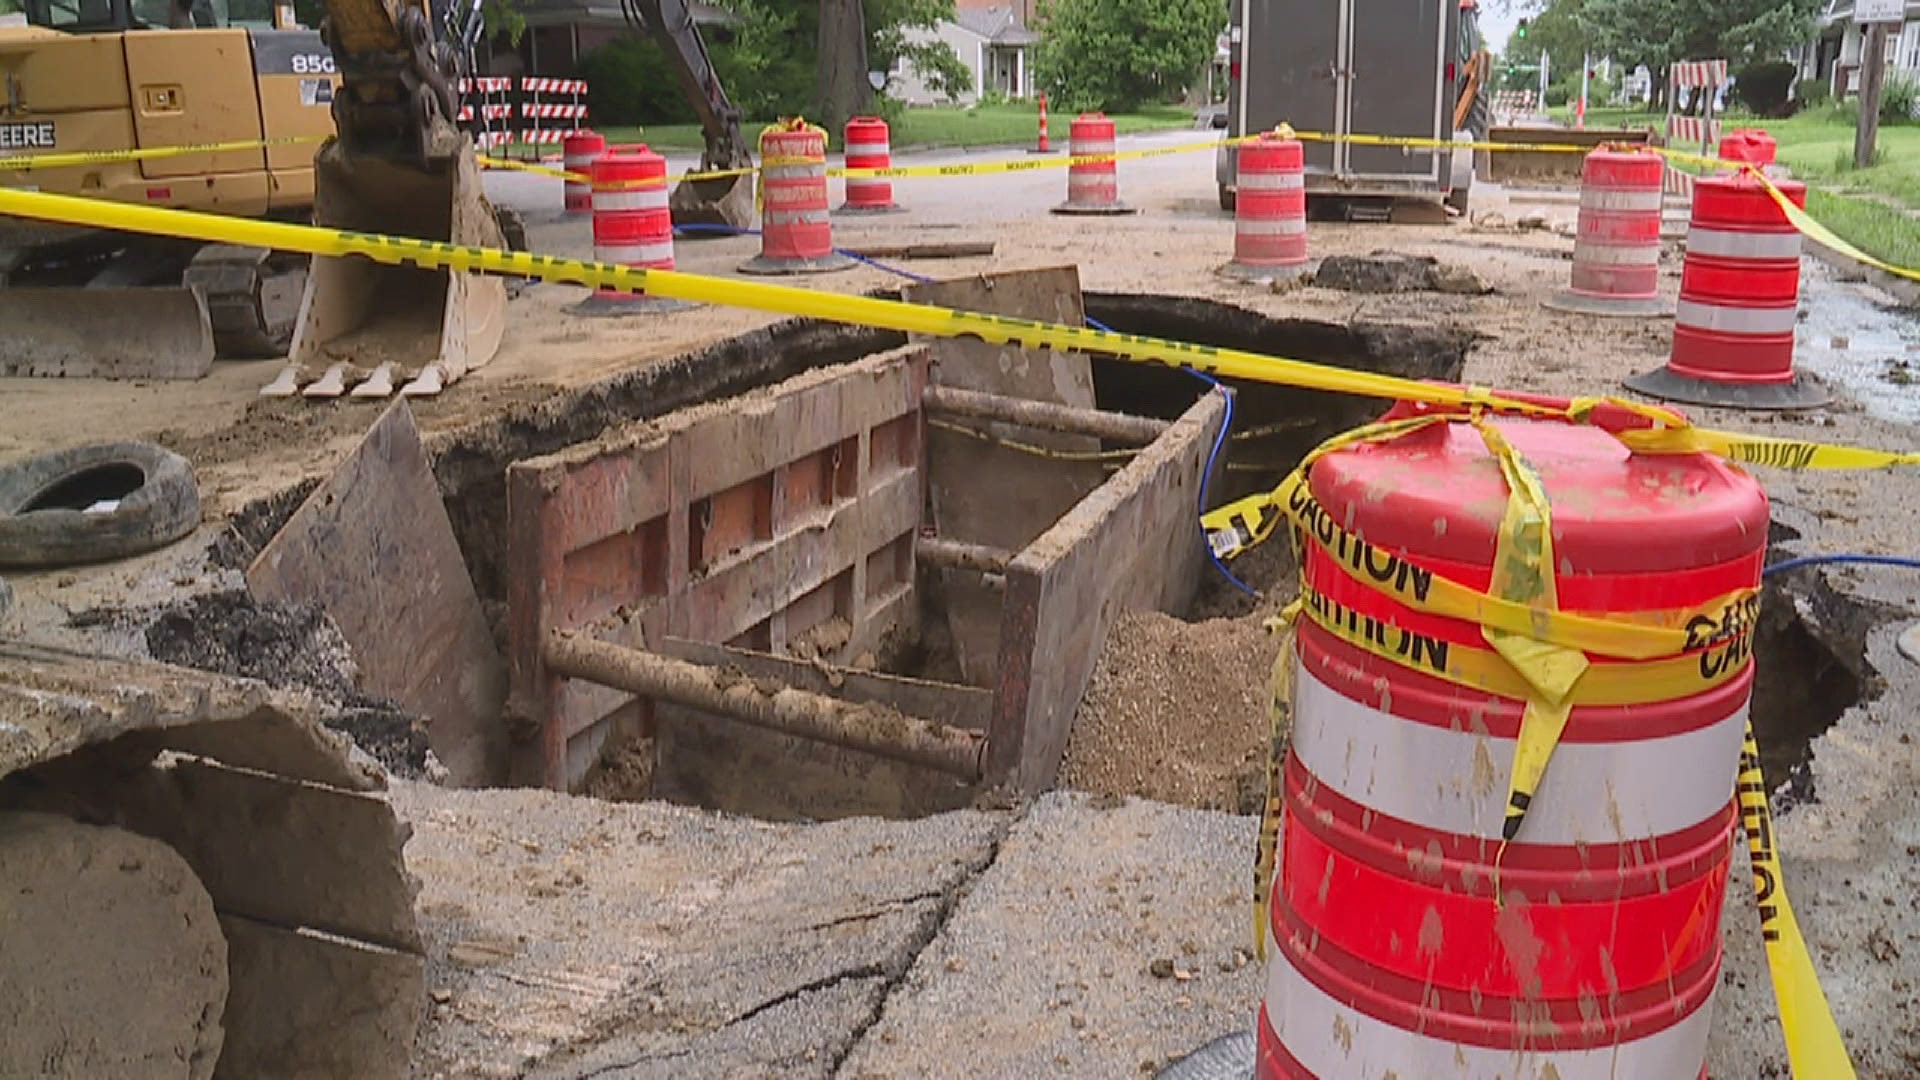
[1796,262,1920,423]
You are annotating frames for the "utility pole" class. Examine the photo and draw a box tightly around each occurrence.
[1539,49,1550,110]
[1857,22,1890,168]
[1855,0,1904,167]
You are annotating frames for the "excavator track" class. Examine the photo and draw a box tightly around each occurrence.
[183,245,310,360]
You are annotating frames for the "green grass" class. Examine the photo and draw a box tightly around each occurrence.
[595,103,1192,153]
[1804,188,1920,270]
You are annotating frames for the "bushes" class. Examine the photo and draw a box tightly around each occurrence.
[578,37,699,127]
[1735,60,1797,117]
[1796,79,1831,111]
[1883,74,1920,124]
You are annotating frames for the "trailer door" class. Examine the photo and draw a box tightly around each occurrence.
[1240,0,1341,177]
[1343,0,1446,182]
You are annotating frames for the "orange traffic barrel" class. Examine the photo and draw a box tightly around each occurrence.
[1052,113,1134,215]
[1719,128,1778,168]
[742,126,853,275]
[838,116,901,213]
[1258,408,1764,1077]
[1546,148,1670,317]
[1220,132,1309,283]
[563,129,605,215]
[1625,173,1827,409]
[574,146,690,315]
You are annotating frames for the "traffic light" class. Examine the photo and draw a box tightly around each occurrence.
[1515,18,1529,39]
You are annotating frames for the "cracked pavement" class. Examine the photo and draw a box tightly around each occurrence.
[395,784,1259,1077]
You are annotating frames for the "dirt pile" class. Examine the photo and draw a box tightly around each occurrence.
[1062,537,1298,814]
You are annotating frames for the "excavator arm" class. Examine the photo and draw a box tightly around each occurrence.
[322,0,478,164]
[282,0,509,396]
[623,0,749,171]
[620,0,756,227]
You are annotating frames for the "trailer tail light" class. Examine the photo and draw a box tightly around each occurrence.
[1230,60,1241,82]
[1446,61,1456,82]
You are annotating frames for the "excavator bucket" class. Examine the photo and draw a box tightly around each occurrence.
[1484,126,1655,185]
[287,138,509,395]
[669,169,757,231]
[0,285,216,380]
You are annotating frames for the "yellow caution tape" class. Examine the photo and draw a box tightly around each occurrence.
[1251,604,1298,963]
[0,186,1562,408]
[476,154,753,187]
[0,182,1910,486]
[1757,168,1920,285]
[1296,578,1752,705]
[1288,129,1604,156]
[1738,725,1858,1078]
[0,135,327,172]
[1619,423,1920,470]
[1261,470,1760,659]
[1467,416,1582,841]
[1644,146,1920,296]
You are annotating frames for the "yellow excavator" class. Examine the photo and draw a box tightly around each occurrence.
[0,0,506,394]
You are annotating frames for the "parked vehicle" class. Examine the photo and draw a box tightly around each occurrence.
[1216,0,1483,213]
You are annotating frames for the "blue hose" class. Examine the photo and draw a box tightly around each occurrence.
[1763,553,1920,579]
[1179,367,1257,597]
[1083,317,1253,596]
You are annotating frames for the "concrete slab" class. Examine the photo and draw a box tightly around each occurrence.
[841,793,1261,1079]
[394,782,1009,1078]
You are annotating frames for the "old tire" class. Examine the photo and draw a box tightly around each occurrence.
[0,441,201,569]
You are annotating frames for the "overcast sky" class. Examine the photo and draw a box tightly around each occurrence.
[1477,0,1529,53]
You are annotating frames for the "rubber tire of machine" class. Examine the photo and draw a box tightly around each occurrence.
[0,442,201,569]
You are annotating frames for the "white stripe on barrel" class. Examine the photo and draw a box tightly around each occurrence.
[1259,960,1717,1079]
[1291,663,1746,844]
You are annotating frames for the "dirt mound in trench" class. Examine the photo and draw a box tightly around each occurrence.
[1062,541,1298,814]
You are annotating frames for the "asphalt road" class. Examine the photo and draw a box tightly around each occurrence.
[481,128,1231,227]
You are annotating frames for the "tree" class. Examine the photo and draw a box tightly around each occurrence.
[1032,0,1220,112]
[1504,0,1589,86]
[1575,0,1822,75]
[815,0,872,132]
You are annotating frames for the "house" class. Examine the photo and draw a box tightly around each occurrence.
[892,4,1041,105]
[1798,0,1920,98]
